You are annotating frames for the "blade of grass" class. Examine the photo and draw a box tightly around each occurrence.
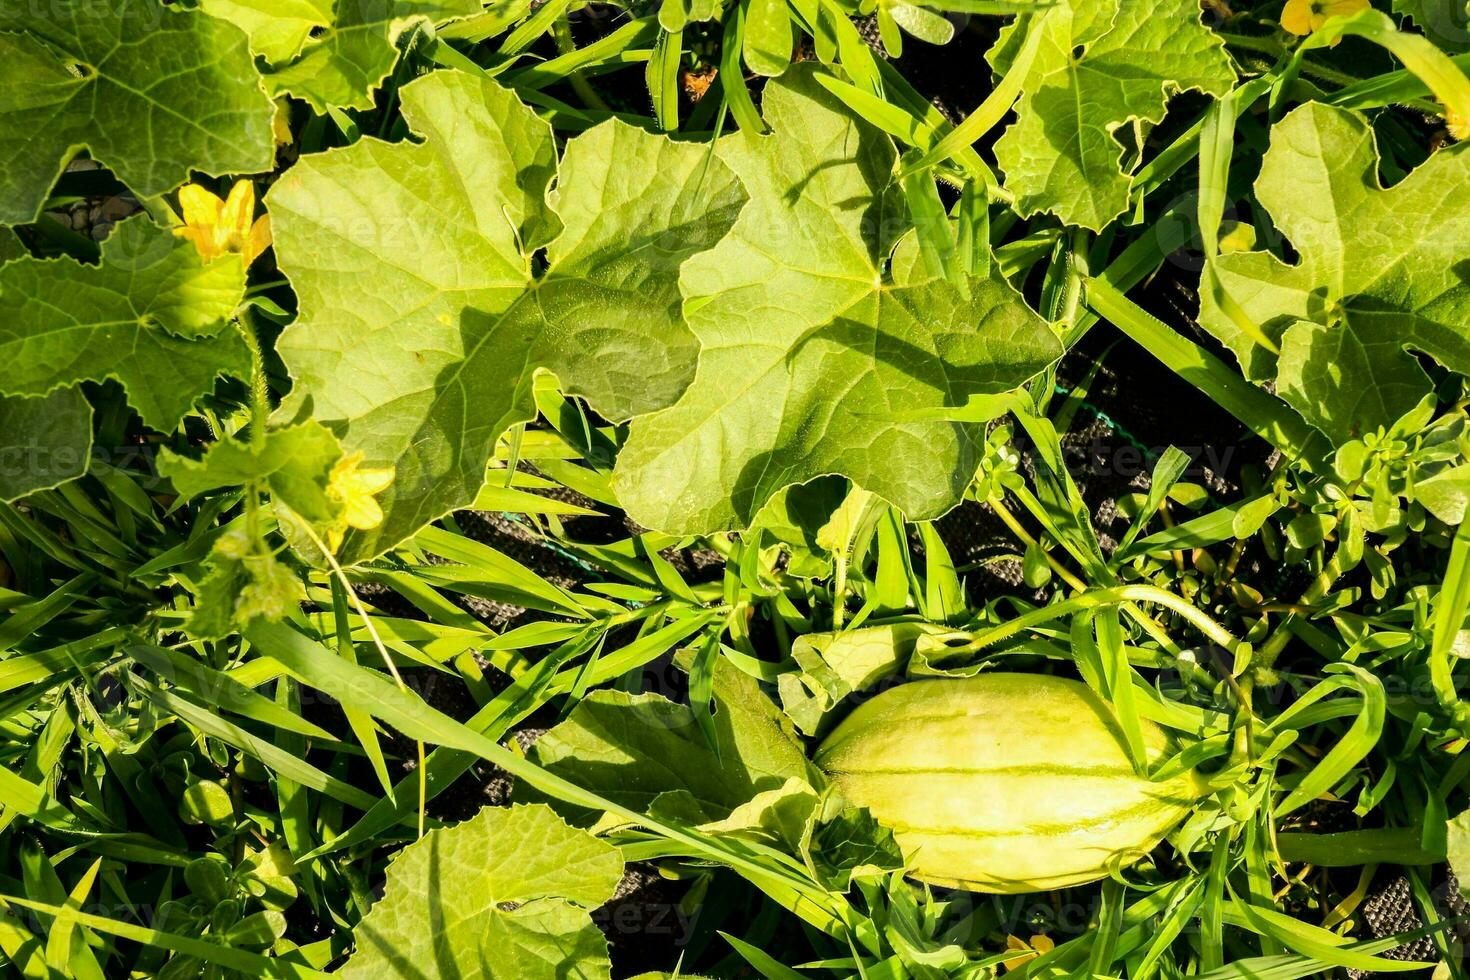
[0,896,331,979]
[721,931,810,980]
[328,577,394,797]
[1097,608,1147,772]
[303,613,717,858]
[1288,9,1470,123]
[128,644,335,741]
[1114,447,1192,557]
[721,1,766,133]
[1226,892,1433,972]
[1430,518,1470,716]
[134,679,378,811]
[648,27,682,131]
[506,17,659,90]
[896,11,1045,177]
[244,620,854,935]
[1273,665,1385,819]
[1082,277,1327,471]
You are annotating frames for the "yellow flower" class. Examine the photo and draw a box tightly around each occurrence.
[1000,934,1055,973]
[173,179,272,267]
[1281,0,1369,36]
[1447,106,1470,142]
[324,452,395,553]
[271,98,293,148]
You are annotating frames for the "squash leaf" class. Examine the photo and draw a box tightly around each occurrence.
[1201,103,1470,444]
[1394,0,1470,53]
[340,804,623,980]
[0,389,93,503]
[204,0,481,112]
[528,658,809,817]
[615,66,1061,534]
[777,623,949,734]
[0,218,249,432]
[0,229,24,263]
[268,69,745,562]
[198,0,334,65]
[991,0,1234,230]
[0,229,94,503]
[0,1,275,224]
[1451,805,1470,900]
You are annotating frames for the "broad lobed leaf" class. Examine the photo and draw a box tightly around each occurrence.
[1201,103,1470,444]
[0,218,249,432]
[269,69,746,561]
[616,66,1063,534]
[205,0,483,112]
[0,0,275,224]
[199,0,336,64]
[991,0,1235,230]
[0,389,93,504]
[1394,0,1470,52]
[528,656,810,817]
[341,803,623,980]
[0,221,93,504]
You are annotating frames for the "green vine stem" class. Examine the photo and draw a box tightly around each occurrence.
[952,584,1247,659]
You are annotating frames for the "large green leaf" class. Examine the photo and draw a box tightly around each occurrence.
[991,0,1234,230]
[529,659,810,816]
[777,622,950,735]
[1452,805,1470,900]
[0,229,92,502]
[199,0,334,64]
[0,229,24,263]
[269,69,744,562]
[205,0,481,111]
[0,1,275,224]
[341,804,623,980]
[1201,103,1470,444]
[0,389,92,503]
[1395,0,1470,52]
[0,219,248,431]
[615,66,1061,534]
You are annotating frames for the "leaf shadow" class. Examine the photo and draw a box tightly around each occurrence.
[427,832,462,980]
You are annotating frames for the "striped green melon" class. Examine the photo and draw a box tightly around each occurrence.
[815,674,1206,893]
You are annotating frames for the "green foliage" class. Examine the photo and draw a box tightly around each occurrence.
[3,0,1470,977]
[341,804,623,978]
[528,659,809,815]
[271,68,745,559]
[993,0,1234,229]
[0,389,92,502]
[199,0,335,64]
[1451,805,1470,897]
[0,1,274,224]
[161,420,344,524]
[1203,102,1470,444]
[1394,0,1470,51]
[777,622,953,733]
[207,0,482,111]
[0,218,248,431]
[617,67,1061,533]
